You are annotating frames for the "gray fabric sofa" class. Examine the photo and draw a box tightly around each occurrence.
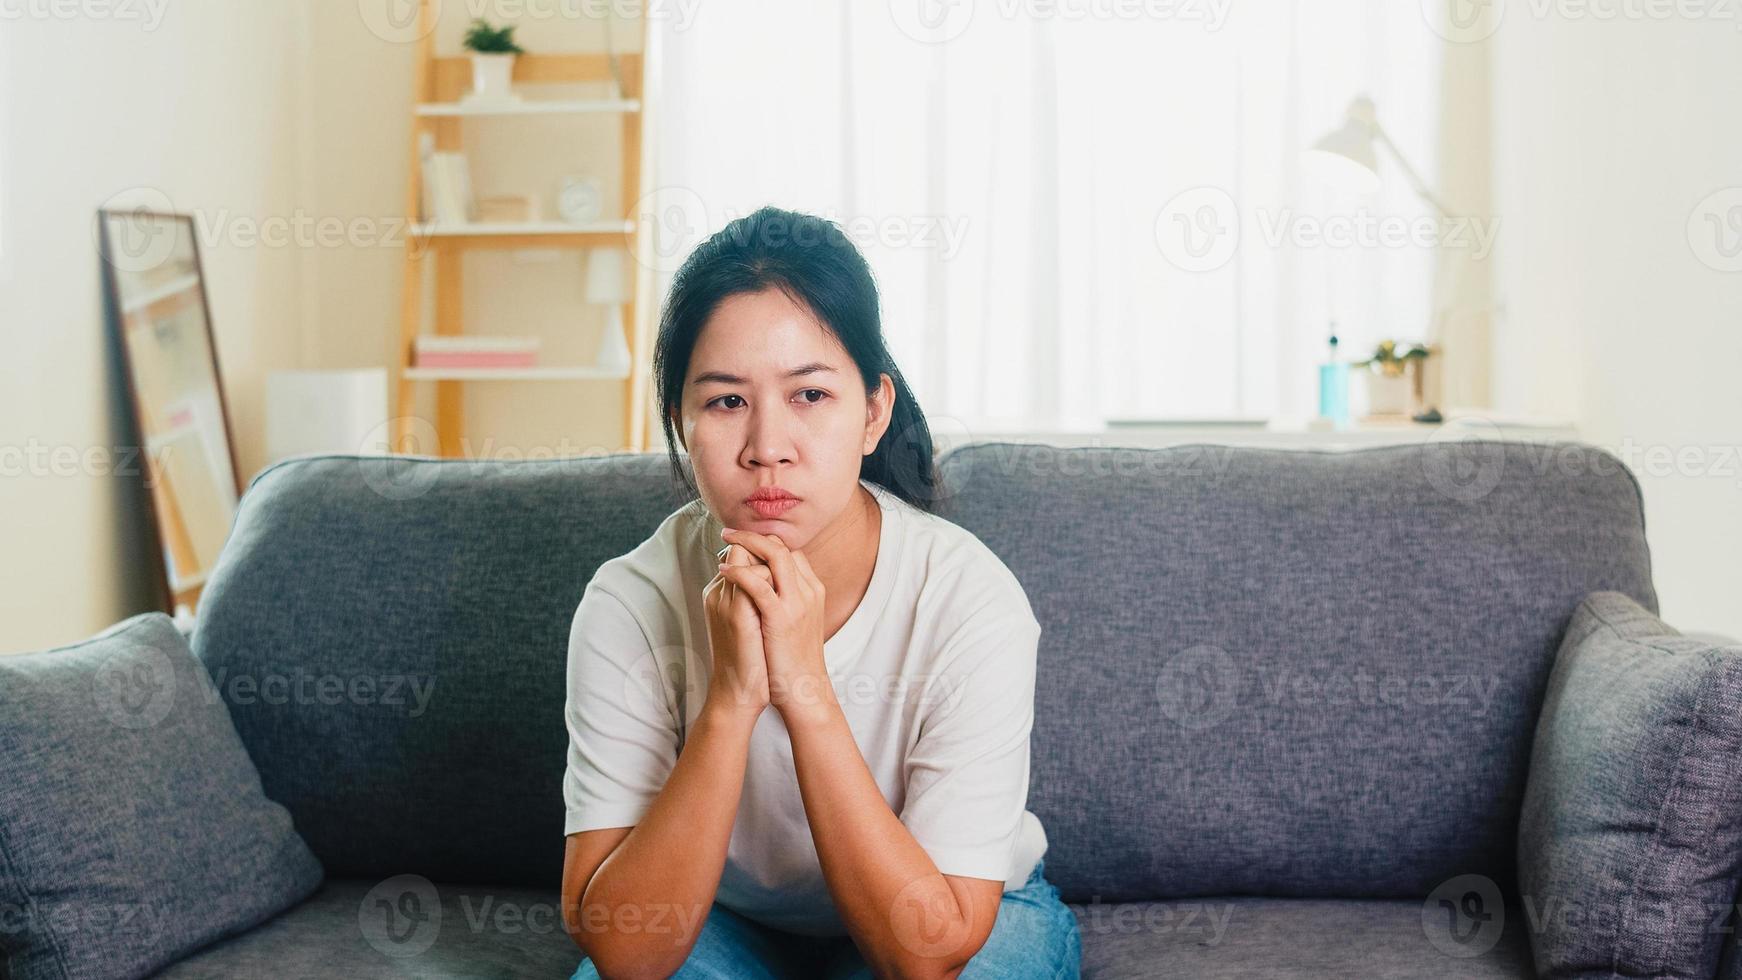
[138,439,1729,978]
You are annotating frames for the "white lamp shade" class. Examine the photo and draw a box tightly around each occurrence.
[585,247,628,304]
[1304,97,1383,194]
[1303,147,1382,195]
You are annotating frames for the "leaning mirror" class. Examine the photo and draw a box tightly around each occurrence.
[96,208,241,616]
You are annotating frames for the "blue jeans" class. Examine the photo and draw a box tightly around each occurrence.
[570,858,1081,979]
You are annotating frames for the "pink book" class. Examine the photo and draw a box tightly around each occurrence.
[414,351,539,368]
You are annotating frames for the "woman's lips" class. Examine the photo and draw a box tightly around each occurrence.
[746,497,799,520]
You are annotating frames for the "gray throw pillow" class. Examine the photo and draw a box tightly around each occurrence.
[0,612,323,980]
[1518,591,1742,979]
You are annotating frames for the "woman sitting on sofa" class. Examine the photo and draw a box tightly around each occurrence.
[558,205,1081,979]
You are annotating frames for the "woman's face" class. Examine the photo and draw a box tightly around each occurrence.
[675,287,893,550]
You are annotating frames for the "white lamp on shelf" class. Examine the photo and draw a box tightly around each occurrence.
[1304,95,1450,216]
[1304,95,1493,419]
[586,247,631,375]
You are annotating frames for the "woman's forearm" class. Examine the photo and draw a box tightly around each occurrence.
[570,702,759,980]
[784,695,981,980]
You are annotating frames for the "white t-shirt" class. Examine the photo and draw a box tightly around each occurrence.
[562,477,1048,936]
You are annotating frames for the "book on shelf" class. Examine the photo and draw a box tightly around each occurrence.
[413,335,540,369]
[476,194,538,223]
[418,144,475,225]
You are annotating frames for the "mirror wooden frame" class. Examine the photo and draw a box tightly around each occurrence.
[96,208,243,616]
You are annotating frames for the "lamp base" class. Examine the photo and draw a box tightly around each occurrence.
[595,306,631,375]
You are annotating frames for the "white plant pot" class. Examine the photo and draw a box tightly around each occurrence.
[1362,371,1412,416]
[469,53,517,102]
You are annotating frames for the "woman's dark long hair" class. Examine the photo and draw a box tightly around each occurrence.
[652,205,939,513]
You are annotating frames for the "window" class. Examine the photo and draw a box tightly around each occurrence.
[648,0,1446,430]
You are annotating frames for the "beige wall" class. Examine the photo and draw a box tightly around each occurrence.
[0,3,642,654]
[1489,12,1742,638]
[1,1,308,653]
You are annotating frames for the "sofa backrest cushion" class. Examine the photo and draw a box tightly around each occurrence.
[931,440,1656,903]
[1518,591,1742,980]
[197,440,1655,900]
[192,453,691,889]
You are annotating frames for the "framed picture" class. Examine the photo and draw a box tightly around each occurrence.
[96,208,242,616]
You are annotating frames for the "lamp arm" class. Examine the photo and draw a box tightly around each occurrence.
[1371,121,1453,219]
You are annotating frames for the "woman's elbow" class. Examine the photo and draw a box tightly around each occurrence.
[562,907,691,980]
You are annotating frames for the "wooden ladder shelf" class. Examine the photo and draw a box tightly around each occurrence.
[391,2,648,457]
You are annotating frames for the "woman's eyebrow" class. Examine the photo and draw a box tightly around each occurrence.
[691,362,838,386]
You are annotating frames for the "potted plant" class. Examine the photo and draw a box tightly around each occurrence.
[463,18,525,103]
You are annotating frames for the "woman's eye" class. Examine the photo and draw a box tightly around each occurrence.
[709,394,744,410]
[798,389,827,404]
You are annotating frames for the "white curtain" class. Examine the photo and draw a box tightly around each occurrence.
[643,0,1444,433]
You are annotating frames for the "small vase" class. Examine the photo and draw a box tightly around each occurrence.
[468,53,518,103]
[1363,370,1412,416]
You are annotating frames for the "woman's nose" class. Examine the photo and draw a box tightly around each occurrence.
[744,410,794,467]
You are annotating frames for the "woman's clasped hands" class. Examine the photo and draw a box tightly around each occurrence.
[700,528,830,719]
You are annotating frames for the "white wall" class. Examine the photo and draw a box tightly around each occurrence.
[1490,12,1742,637]
[4,4,1736,652]
[0,1,308,653]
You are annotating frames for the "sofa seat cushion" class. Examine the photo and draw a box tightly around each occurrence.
[153,884,1539,974]
[157,881,1536,978]
[155,878,581,979]
[1069,896,1535,979]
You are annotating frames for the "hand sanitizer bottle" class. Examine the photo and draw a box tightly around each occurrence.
[1317,331,1350,429]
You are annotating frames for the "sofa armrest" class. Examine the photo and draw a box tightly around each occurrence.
[1518,591,1742,980]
